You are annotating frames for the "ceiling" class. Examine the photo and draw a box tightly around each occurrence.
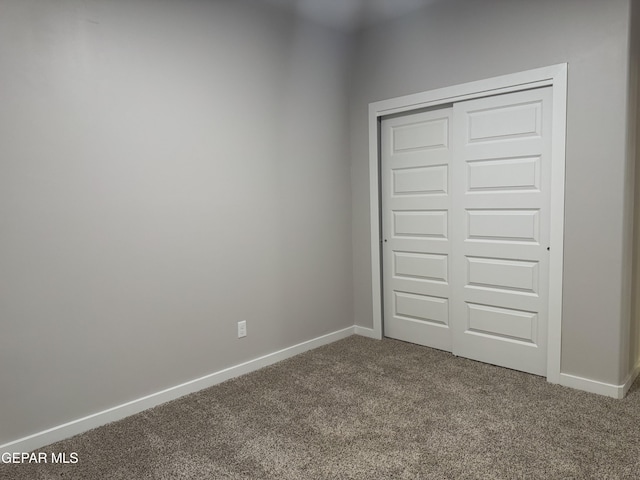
[264,0,438,32]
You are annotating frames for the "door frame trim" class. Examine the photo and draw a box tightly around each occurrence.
[368,63,567,383]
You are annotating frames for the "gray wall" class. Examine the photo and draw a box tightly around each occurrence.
[0,0,353,445]
[350,0,633,385]
[631,0,640,377]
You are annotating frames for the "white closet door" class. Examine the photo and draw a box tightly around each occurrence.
[382,108,453,351]
[451,87,552,375]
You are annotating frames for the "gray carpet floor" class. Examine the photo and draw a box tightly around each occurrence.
[2,335,640,479]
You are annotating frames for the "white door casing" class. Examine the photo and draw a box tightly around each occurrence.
[368,64,567,383]
[382,108,453,351]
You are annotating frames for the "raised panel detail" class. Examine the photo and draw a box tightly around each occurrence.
[394,252,448,283]
[467,210,539,243]
[467,257,538,294]
[394,211,447,238]
[467,157,540,192]
[393,117,449,152]
[466,303,537,343]
[395,292,448,325]
[467,101,541,143]
[393,165,447,196]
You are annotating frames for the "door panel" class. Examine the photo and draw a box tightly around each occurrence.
[382,108,453,351]
[451,87,552,376]
[467,101,542,142]
[466,303,538,344]
[466,256,539,294]
[393,210,448,238]
[393,165,448,195]
[467,156,541,192]
[394,252,448,283]
[392,116,449,152]
[466,209,540,243]
[394,292,449,325]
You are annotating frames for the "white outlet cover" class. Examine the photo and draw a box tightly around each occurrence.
[238,321,247,338]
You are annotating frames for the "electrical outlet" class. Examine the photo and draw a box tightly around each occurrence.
[237,320,247,338]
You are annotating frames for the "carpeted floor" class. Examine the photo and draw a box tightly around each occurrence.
[2,335,640,479]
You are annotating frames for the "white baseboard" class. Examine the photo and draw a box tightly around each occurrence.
[559,373,622,398]
[559,365,640,399]
[354,325,380,339]
[0,326,356,455]
[622,359,640,398]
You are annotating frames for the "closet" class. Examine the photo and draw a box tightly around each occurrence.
[382,87,551,376]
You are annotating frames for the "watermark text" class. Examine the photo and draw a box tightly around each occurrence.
[1,452,78,464]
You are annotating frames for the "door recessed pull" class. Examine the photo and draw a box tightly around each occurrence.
[547,247,550,251]
[384,239,388,243]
